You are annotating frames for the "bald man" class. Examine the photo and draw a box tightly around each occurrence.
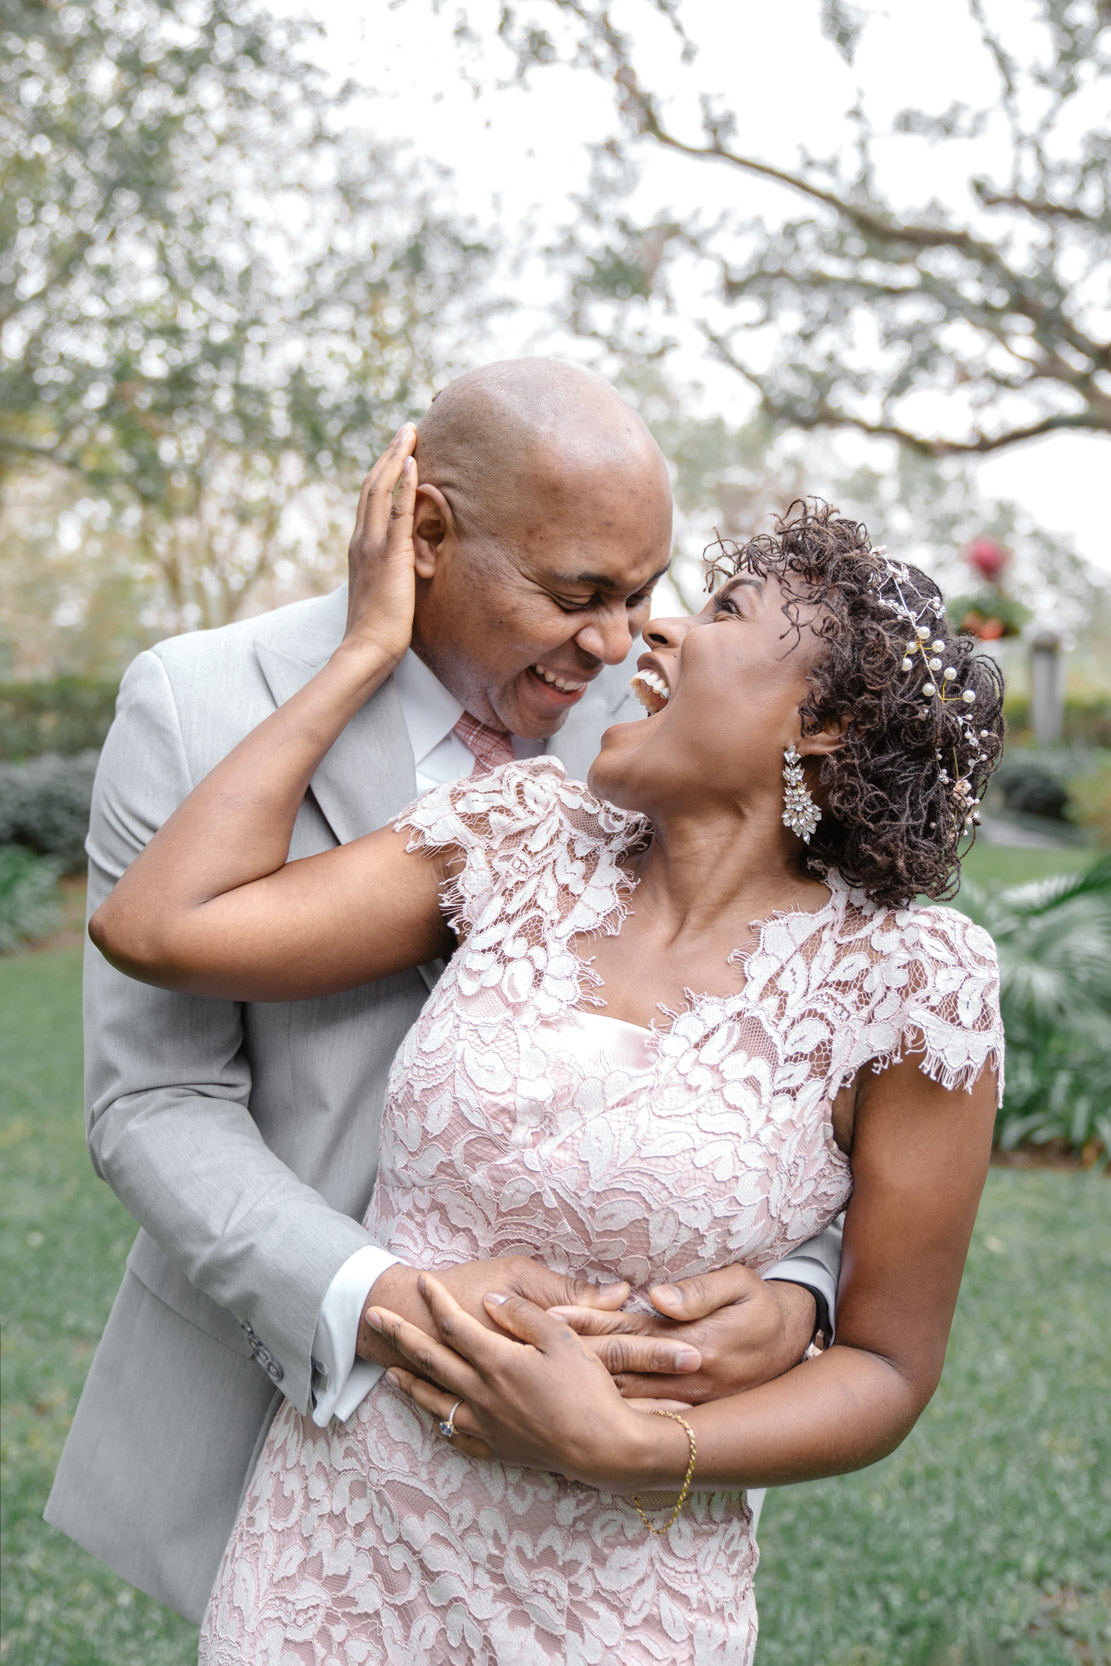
[46,361,840,1623]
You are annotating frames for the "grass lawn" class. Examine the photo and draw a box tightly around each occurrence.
[2,939,1109,1666]
[958,841,1099,893]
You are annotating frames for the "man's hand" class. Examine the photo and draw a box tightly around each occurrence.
[549,1264,817,1403]
[357,1258,636,1372]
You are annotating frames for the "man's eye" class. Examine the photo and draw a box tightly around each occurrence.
[627,590,654,611]
[554,597,593,613]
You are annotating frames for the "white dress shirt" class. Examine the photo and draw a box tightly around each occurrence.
[310,652,541,1424]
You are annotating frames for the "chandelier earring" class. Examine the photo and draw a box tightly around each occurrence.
[782,745,821,843]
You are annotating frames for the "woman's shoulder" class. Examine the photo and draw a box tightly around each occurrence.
[838,881,998,976]
[828,885,1003,1100]
[396,756,648,860]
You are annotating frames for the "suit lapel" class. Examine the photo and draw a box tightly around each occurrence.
[254,628,416,846]
[253,596,433,986]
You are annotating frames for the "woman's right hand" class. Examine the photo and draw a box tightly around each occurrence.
[341,422,420,673]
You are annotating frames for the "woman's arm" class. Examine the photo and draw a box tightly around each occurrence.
[371,1049,998,1491]
[90,426,457,1002]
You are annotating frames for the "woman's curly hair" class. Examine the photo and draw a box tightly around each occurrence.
[706,500,1006,909]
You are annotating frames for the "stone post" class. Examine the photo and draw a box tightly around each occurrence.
[1029,629,1064,745]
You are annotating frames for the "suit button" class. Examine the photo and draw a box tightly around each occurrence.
[254,1341,284,1384]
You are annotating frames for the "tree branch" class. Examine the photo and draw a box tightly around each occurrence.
[702,327,1108,455]
[615,65,1007,270]
[972,183,1107,226]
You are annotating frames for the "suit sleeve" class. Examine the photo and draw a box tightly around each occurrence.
[84,649,383,1414]
[762,1217,843,1339]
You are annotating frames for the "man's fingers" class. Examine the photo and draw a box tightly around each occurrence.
[614,1372,717,1404]
[649,1262,762,1321]
[586,1332,702,1378]
[513,1265,629,1313]
[545,1304,639,1337]
[482,1291,582,1355]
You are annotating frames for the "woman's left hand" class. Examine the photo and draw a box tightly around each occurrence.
[368,1275,667,1487]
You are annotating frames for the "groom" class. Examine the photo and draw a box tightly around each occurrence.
[47,359,840,1622]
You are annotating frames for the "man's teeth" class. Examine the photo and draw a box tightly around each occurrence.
[630,669,671,713]
[532,665,586,693]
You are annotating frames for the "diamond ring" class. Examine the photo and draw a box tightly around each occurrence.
[438,1399,463,1439]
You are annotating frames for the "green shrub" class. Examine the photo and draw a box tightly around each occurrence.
[1003,694,1111,749]
[0,751,99,873]
[990,754,1069,819]
[1067,758,1111,847]
[0,846,63,953]
[990,743,1111,827]
[0,678,118,761]
[957,854,1111,1159]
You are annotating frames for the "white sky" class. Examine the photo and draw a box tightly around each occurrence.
[267,0,1111,576]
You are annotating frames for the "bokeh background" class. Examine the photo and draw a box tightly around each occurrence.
[1,2,1109,1662]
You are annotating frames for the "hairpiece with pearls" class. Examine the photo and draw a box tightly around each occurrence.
[870,548,985,837]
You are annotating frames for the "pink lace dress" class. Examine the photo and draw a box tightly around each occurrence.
[199,759,1003,1666]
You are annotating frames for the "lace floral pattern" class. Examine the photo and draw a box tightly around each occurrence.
[200,759,1003,1666]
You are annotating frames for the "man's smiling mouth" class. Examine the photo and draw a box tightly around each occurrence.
[530,664,589,694]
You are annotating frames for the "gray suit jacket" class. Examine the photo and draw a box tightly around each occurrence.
[45,586,842,1623]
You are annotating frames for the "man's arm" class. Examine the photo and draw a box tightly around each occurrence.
[763,1216,843,1343]
[85,649,389,1414]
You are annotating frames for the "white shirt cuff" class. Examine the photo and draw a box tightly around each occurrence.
[310,1244,401,1427]
[762,1255,839,1342]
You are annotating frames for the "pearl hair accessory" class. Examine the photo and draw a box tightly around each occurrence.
[870,548,985,837]
[782,744,822,843]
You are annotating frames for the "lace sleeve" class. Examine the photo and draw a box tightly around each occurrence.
[846,903,1005,1106]
[394,757,572,939]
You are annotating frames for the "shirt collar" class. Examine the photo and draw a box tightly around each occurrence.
[392,649,466,768]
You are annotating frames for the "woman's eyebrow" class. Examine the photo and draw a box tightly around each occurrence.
[719,575,764,599]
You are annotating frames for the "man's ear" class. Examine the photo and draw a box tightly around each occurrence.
[798,713,851,758]
[413,484,454,579]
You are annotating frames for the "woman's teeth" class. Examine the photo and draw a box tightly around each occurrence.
[531,665,586,693]
[630,669,671,715]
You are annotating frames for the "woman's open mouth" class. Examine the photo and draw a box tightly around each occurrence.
[629,668,671,715]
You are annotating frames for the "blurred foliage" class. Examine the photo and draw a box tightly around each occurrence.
[948,590,1031,640]
[0,0,500,659]
[0,678,117,759]
[481,0,1111,458]
[1004,695,1111,749]
[989,744,1111,838]
[610,362,1105,636]
[0,750,99,872]
[958,854,1111,1160]
[1066,756,1111,846]
[0,845,62,952]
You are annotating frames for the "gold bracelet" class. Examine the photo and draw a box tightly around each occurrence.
[631,1410,697,1535]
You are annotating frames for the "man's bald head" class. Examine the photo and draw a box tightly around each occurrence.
[408,357,673,741]
[415,358,671,538]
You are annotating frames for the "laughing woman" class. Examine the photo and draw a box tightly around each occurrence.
[90,429,1005,1666]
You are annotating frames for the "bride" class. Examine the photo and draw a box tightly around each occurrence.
[91,426,1005,1665]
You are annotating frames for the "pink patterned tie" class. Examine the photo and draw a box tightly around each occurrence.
[452,712,516,775]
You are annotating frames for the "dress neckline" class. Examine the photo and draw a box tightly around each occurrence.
[571,869,848,1034]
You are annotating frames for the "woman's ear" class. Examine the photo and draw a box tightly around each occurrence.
[413,484,454,580]
[798,712,851,758]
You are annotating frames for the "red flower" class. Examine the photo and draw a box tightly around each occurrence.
[964,536,1010,584]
